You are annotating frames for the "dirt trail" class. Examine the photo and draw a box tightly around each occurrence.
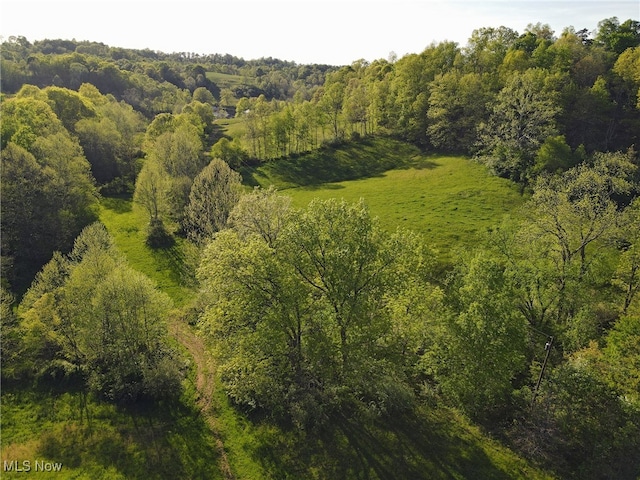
[170,320,235,480]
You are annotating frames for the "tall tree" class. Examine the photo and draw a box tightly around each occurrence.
[427,71,492,152]
[227,185,291,247]
[18,223,181,402]
[183,158,242,245]
[426,252,527,421]
[1,95,98,291]
[198,198,434,425]
[478,68,559,183]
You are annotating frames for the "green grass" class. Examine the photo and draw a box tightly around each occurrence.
[210,392,556,480]
[0,378,223,480]
[247,137,525,256]
[97,196,195,306]
[206,71,254,92]
[214,116,247,139]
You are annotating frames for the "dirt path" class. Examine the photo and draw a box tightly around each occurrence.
[170,320,235,480]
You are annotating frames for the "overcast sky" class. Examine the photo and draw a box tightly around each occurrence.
[1,0,638,65]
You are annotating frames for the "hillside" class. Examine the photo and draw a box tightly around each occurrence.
[95,141,548,479]
[3,24,639,479]
[246,137,525,255]
[0,140,549,479]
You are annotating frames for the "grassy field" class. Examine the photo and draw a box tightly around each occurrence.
[0,366,223,480]
[97,197,196,306]
[206,71,254,92]
[214,116,247,139]
[247,137,525,256]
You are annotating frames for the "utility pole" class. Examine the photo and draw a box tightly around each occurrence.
[531,336,553,408]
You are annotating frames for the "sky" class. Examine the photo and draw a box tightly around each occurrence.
[1,0,638,65]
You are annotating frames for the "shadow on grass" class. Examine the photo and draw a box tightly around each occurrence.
[244,137,439,189]
[251,408,515,480]
[148,239,197,290]
[3,386,223,480]
[101,195,134,214]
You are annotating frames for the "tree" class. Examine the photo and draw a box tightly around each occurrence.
[183,158,242,245]
[532,135,577,174]
[426,252,527,421]
[18,223,181,402]
[144,119,206,223]
[210,137,248,169]
[427,71,492,152]
[133,157,173,247]
[44,86,96,132]
[495,151,637,348]
[75,89,147,190]
[227,185,291,247]
[614,47,640,109]
[134,157,169,224]
[1,95,98,290]
[75,116,122,184]
[595,17,640,54]
[528,349,640,479]
[319,76,346,140]
[464,26,519,74]
[1,94,65,150]
[198,198,435,425]
[192,86,216,105]
[478,68,559,183]
[613,198,640,314]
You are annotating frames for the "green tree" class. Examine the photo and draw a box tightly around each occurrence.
[133,157,173,247]
[427,71,492,152]
[595,17,640,54]
[227,185,291,247]
[144,120,206,223]
[532,135,577,174]
[75,116,122,184]
[1,95,98,290]
[198,198,434,425]
[614,47,640,109]
[496,151,637,348]
[319,76,346,140]
[613,198,640,314]
[18,223,181,402]
[479,68,559,183]
[426,252,527,420]
[464,26,519,74]
[44,85,96,132]
[183,158,242,245]
[192,86,216,105]
[210,137,248,169]
[1,94,65,150]
[531,349,640,479]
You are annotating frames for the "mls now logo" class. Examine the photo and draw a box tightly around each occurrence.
[3,459,63,472]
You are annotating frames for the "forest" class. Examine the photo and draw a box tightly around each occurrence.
[1,16,640,480]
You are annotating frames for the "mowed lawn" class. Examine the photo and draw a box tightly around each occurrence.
[281,154,525,255]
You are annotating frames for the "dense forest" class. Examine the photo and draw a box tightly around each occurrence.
[1,16,640,479]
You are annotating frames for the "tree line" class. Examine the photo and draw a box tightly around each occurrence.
[231,20,640,181]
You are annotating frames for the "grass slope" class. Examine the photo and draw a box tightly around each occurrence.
[1,377,224,479]
[206,71,255,92]
[97,197,195,306]
[247,137,525,256]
